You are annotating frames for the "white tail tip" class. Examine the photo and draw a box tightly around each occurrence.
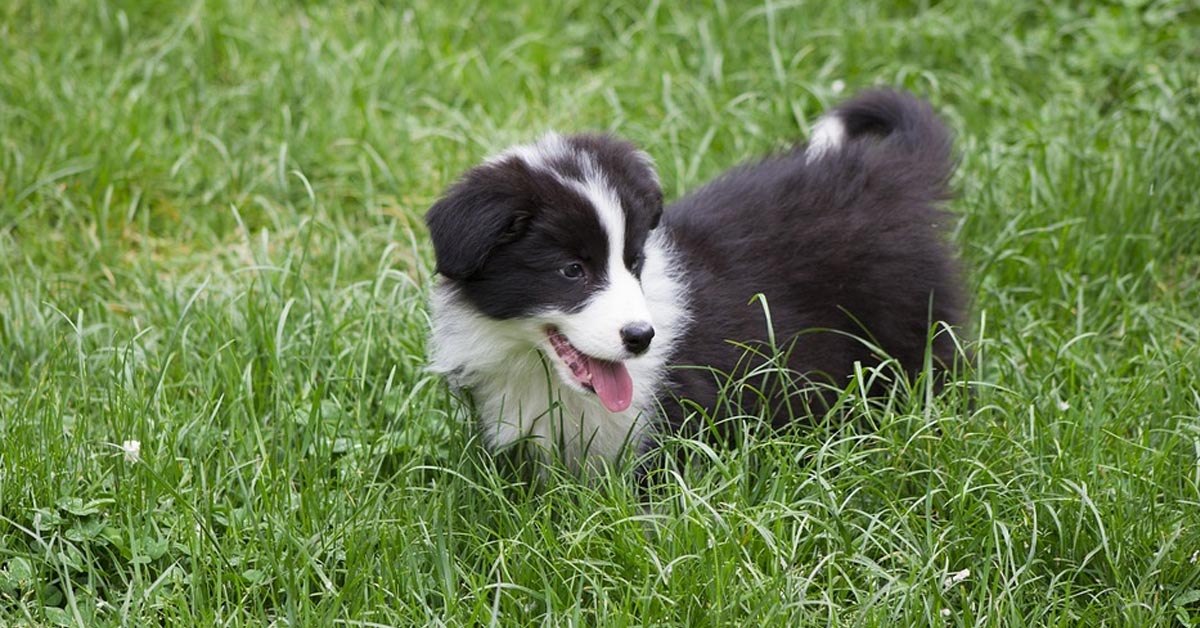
[806,116,845,164]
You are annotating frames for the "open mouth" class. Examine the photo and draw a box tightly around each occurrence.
[545,327,633,413]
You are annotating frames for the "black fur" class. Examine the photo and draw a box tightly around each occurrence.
[658,89,965,431]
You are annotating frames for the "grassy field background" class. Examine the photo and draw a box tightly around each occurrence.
[2,0,1199,625]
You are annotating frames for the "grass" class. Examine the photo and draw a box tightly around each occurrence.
[1,0,1199,625]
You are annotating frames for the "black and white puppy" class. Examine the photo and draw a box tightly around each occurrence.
[426,90,965,471]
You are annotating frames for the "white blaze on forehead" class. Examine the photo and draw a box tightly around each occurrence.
[556,166,654,360]
[806,115,845,164]
[569,163,626,252]
[492,133,633,275]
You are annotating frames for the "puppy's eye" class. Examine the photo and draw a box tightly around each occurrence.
[559,262,585,279]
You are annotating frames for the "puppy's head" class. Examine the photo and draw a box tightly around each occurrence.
[426,133,663,412]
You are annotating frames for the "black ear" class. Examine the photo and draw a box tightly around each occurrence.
[425,163,534,280]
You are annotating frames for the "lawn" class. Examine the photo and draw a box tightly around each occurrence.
[1,0,1198,625]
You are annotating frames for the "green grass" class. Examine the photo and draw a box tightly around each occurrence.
[2,0,1199,625]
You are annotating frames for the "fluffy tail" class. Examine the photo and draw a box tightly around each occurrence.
[805,89,954,187]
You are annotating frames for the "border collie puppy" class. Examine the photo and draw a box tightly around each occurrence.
[426,89,965,471]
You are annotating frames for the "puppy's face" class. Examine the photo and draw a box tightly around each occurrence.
[426,133,663,412]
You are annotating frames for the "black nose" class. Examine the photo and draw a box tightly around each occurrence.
[620,322,655,355]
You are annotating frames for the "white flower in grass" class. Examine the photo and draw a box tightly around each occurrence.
[942,567,970,589]
[941,608,951,617]
[1057,400,1071,411]
[121,439,141,463]
[831,79,846,94]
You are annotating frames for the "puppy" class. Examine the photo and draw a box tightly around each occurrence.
[426,89,965,471]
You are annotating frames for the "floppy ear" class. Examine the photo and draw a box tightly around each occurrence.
[425,164,534,280]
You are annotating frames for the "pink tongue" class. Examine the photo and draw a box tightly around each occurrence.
[586,356,633,413]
